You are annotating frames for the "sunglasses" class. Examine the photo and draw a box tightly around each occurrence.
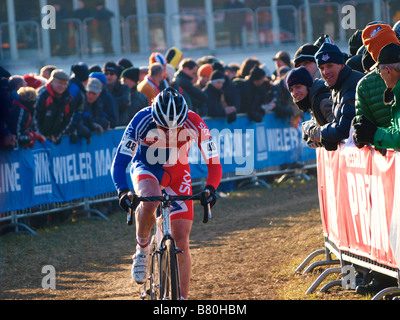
[105,72,116,76]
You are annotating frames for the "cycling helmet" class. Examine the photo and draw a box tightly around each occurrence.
[152,87,188,129]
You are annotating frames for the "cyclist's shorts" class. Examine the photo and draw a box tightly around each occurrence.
[131,161,193,221]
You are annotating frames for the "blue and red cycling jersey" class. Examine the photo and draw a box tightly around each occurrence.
[111,107,222,218]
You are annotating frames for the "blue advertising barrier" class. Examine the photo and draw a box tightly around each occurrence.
[0,113,316,213]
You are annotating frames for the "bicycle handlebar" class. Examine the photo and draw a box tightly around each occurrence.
[126,190,212,225]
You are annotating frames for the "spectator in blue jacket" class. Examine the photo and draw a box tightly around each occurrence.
[315,43,364,150]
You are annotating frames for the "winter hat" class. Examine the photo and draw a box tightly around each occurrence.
[86,78,102,94]
[71,62,89,82]
[371,42,400,70]
[348,30,363,56]
[117,58,133,70]
[89,65,102,73]
[210,70,225,82]
[199,64,213,78]
[89,72,107,86]
[249,66,266,81]
[23,74,43,89]
[149,52,167,66]
[103,61,119,75]
[166,47,183,69]
[362,23,400,62]
[315,43,345,67]
[346,54,364,73]
[121,67,140,82]
[286,67,313,89]
[293,43,319,67]
[362,49,375,72]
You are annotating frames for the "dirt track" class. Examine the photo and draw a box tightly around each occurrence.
[0,176,361,300]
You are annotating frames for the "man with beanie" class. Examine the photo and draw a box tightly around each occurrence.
[352,24,394,152]
[234,65,267,122]
[103,61,131,126]
[68,62,90,143]
[90,72,118,129]
[195,63,213,89]
[203,70,237,122]
[353,43,400,150]
[121,67,149,121]
[293,43,320,80]
[315,42,364,150]
[165,47,183,70]
[286,67,333,149]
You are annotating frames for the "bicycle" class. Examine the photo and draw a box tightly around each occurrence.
[126,190,212,300]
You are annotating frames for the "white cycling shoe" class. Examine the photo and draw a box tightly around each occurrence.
[132,249,150,284]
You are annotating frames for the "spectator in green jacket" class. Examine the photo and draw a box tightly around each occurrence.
[353,43,400,149]
[355,49,391,129]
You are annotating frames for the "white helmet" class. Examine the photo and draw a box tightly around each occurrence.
[152,87,188,129]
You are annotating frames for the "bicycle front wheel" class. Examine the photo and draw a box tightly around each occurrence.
[159,238,180,300]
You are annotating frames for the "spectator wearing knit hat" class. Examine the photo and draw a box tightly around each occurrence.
[149,52,170,90]
[165,47,184,70]
[103,61,131,126]
[121,67,149,121]
[68,62,91,143]
[286,67,333,149]
[195,63,213,89]
[315,43,364,150]
[352,24,394,151]
[90,72,118,129]
[203,70,237,123]
[353,43,400,150]
[234,65,267,122]
[293,43,321,80]
[85,78,109,132]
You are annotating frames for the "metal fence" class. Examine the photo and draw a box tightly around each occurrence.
[0,115,317,236]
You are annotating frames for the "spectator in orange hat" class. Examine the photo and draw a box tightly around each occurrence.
[195,63,213,89]
[362,23,400,62]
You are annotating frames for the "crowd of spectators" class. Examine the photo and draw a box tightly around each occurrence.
[2,19,400,157]
[0,45,302,152]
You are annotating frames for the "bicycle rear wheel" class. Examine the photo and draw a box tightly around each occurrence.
[159,238,180,300]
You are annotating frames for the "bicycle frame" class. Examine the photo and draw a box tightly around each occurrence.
[129,190,211,300]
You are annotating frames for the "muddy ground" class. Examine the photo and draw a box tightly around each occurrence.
[0,176,363,301]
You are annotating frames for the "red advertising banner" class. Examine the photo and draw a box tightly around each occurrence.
[317,143,400,270]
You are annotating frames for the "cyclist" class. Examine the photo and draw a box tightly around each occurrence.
[111,87,222,299]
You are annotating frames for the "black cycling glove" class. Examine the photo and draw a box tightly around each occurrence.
[201,185,217,208]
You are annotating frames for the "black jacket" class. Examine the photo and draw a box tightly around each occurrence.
[320,65,364,147]
[173,70,208,116]
[233,78,265,122]
[203,83,226,118]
